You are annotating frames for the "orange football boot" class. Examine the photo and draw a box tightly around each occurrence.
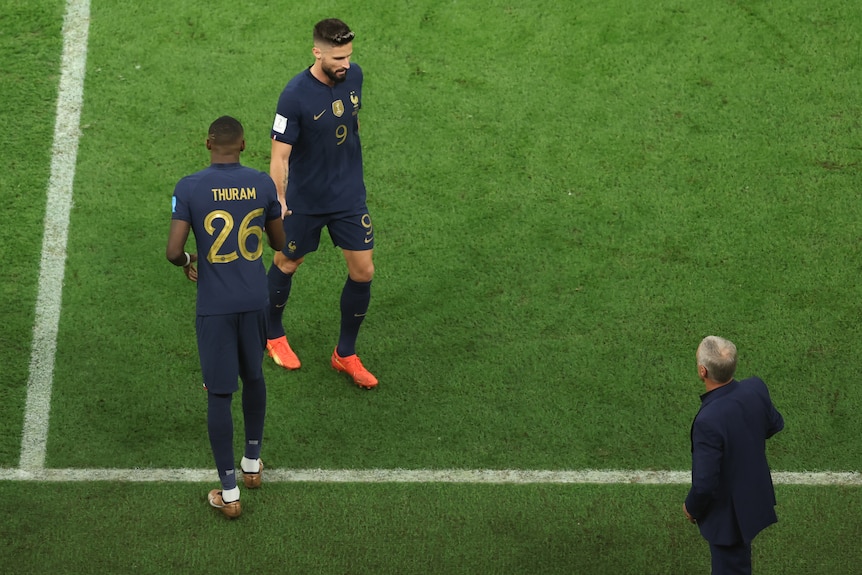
[266,336,301,370]
[331,349,378,389]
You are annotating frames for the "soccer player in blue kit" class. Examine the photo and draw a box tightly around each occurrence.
[166,116,285,518]
[266,18,378,389]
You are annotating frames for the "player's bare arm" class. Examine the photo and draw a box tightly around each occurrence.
[165,219,198,281]
[269,139,293,218]
[265,217,286,251]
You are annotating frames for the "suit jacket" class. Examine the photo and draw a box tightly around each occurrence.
[685,376,784,545]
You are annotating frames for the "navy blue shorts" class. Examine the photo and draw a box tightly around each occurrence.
[195,308,267,394]
[281,209,374,259]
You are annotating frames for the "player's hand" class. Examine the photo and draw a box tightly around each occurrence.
[183,253,198,282]
[280,200,292,219]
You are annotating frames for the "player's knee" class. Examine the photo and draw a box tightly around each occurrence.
[350,262,374,283]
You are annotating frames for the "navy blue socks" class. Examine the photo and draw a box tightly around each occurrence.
[266,265,293,339]
[207,392,237,491]
[337,277,371,357]
[241,375,266,461]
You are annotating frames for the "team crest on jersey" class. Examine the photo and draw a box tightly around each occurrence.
[332,100,345,117]
[350,92,359,109]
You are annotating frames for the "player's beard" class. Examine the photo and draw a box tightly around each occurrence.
[324,66,348,84]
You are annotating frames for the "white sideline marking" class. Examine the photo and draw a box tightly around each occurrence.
[2,468,860,486]
[20,0,91,471]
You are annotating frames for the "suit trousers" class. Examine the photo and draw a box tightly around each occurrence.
[709,541,752,575]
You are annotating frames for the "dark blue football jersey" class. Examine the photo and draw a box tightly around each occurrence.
[271,64,366,214]
[172,163,281,315]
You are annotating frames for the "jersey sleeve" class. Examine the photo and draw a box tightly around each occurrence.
[271,87,302,145]
[171,178,192,222]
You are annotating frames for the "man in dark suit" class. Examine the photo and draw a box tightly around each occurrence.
[683,336,785,574]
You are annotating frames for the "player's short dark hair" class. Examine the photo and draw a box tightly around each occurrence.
[313,18,355,46]
[208,116,244,146]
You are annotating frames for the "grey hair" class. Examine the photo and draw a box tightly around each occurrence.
[697,335,738,383]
